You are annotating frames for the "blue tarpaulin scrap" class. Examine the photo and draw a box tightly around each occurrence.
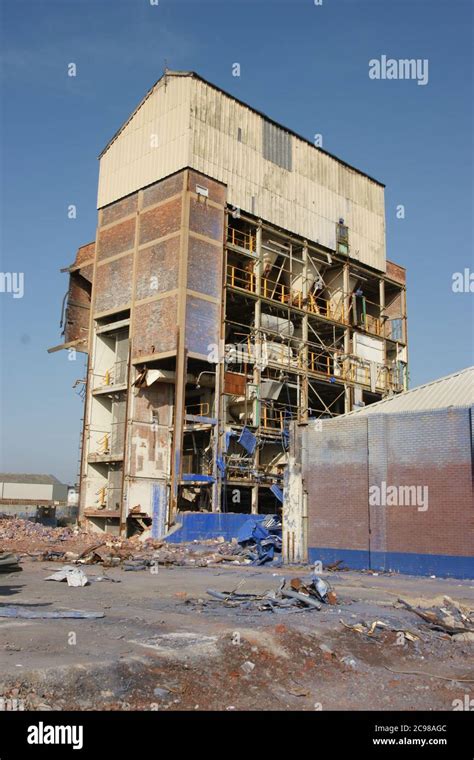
[270,484,284,503]
[237,514,282,565]
[236,515,268,543]
[216,456,226,476]
[237,426,257,455]
[224,430,238,451]
[181,474,215,483]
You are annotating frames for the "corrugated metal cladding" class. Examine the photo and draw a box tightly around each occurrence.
[97,76,192,209]
[263,121,292,170]
[98,72,386,272]
[334,366,474,419]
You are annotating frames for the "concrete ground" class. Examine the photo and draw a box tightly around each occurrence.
[1,560,473,711]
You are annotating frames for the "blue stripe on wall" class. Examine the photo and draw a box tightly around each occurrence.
[308,547,474,579]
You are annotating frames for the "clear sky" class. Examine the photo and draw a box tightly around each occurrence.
[0,0,472,484]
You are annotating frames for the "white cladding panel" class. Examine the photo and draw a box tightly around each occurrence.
[189,78,385,271]
[98,74,386,271]
[97,77,192,208]
[353,332,385,363]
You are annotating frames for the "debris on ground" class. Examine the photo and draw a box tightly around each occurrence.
[0,517,242,569]
[340,618,420,641]
[45,566,89,587]
[1,515,287,570]
[398,596,474,636]
[0,606,104,619]
[204,573,336,612]
[233,515,282,565]
[0,552,22,574]
[323,559,349,572]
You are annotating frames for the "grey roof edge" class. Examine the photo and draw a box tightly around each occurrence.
[343,366,474,417]
[0,474,65,485]
[98,70,385,188]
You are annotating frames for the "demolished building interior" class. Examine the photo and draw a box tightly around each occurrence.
[49,71,407,538]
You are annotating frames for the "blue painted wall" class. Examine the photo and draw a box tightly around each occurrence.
[308,547,474,580]
[165,511,263,543]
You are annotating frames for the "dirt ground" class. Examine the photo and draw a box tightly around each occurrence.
[1,559,473,711]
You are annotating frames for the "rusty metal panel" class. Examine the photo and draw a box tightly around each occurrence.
[224,371,246,396]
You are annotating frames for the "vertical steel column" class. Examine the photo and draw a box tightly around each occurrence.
[168,172,190,526]
[251,222,262,514]
[300,242,309,422]
[379,277,386,389]
[343,262,351,412]
[402,286,408,390]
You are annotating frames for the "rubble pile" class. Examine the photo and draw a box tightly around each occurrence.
[204,573,338,612]
[339,596,474,644]
[0,515,287,570]
[0,518,244,569]
[87,537,239,570]
[399,596,474,640]
[0,517,94,557]
[205,515,283,567]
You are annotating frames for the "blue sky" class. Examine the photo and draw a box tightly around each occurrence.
[0,0,472,483]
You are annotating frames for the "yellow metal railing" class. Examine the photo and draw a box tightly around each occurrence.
[339,360,404,392]
[261,407,285,431]
[304,352,331,376]
[227,228,256,253]
[97,434,110,454]
[185,402,210,417]
[227,264,348,324]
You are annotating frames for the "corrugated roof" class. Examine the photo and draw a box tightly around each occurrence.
[99,70,384,187]
[347,367,474,416]
[0,474,64,485]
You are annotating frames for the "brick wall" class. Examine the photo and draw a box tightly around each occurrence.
[305,416,370,554]
[299,406,474,577]
[386,260,406,285]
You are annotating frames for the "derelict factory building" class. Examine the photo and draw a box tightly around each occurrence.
[53,71,408,542]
